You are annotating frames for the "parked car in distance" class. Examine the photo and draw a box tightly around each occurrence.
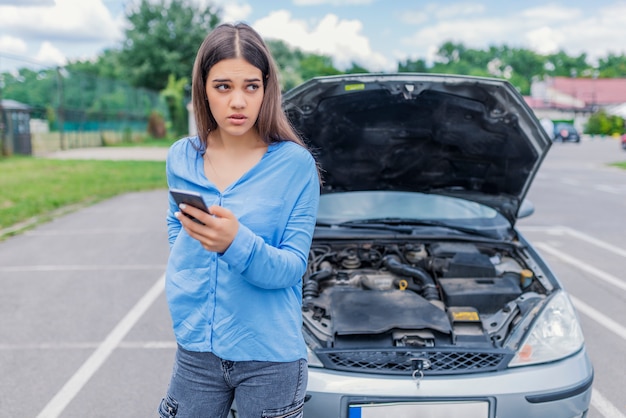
[553,123,581,142]
[621,133,626,150]
[282,73,593,418]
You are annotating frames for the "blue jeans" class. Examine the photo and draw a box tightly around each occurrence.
[158,346,307,418]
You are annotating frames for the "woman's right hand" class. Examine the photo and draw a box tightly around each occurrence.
[176,204,239,253]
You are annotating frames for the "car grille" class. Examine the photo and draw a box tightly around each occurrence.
[315,348,513,375]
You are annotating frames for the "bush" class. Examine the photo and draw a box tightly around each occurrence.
[586,110,625,136]
[147,110,167,138]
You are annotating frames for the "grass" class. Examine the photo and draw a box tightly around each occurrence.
[0,156,166,236]
[111,136,178,148]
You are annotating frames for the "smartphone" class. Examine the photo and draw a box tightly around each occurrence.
[169,188,210,224]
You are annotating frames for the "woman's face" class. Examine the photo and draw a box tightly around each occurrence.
[205,57,264,139]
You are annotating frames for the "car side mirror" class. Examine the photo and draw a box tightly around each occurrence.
[518,199,535,219]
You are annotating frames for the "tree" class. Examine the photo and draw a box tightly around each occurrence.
[344,62,370,74]
[597,53,626,77]
[66,49,125,81]
[267,40,342,90]
[299,55,341,81]
[398,58,428,73]
[544,51,591,77]
[119,0,221,91]
[267,39,306,91]
[161,74,188,136]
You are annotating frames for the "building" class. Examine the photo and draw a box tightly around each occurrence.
[0,99,32,155]
[527,76,626,133]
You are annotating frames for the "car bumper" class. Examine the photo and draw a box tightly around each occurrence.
[304,348,593,418]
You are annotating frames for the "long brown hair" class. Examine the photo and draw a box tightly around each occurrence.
[191,22,305,149]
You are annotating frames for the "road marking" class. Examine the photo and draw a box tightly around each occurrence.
[520,226,626,258]
[0,264,166,273]
[534,242,626,293]
[568,295,626,341]
[593,184,622,194]
[592,388,626,418]
[0,341,177,350]
[524,227,626,417]
[558,226,626,258]
[26,228,163,236]
[36,274,165,418]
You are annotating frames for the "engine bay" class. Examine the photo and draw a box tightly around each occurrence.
[302,240,549,349]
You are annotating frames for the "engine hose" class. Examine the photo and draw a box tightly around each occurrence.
[303,262,333,299]
[302,280,319,300]
[383,255,440,301]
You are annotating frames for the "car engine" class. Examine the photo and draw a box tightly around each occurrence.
[302,240,549,374]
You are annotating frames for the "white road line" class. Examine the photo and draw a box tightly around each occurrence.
[36,274,165,418]
[0,341,177,350]
[559,226,626,258]
[0,264,166,273]
[0,342,99,350]
[534,242,626,293]
[520,225,626,258]
[593,185,621,194]
[26,228,162,236]
[592,388,626,418]
[524,228,626,417]
[118,341,177,349]
[569,295,626,341]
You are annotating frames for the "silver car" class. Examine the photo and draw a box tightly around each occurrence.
[282,74,593,418]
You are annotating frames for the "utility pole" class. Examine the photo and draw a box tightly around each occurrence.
[0,69,6,156]
[57,66,65,150]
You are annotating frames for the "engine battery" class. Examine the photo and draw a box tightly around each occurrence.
[439,275,522,313]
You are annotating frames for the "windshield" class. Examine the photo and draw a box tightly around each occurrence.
[317,191,512,236]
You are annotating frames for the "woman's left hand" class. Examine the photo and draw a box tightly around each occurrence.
[176,204,239,253]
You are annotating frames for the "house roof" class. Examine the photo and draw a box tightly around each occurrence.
[0,99,30,111]
[547,76,626,107]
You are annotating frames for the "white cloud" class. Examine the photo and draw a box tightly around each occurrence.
[0,0,54,4]
[0,35,27,54]
[400,17,516,65]
[0,0,122,43]
[520,4,582,22]
[253,10,394,71]
[433,2,485,19]
[34,41,67,66]
[525,27,564,56]
[554,2,626,61]
[293,0,373,5]
[399,11,428,25]
[398,2,626,66]
[222,2,253,23]
[209,0,252,23]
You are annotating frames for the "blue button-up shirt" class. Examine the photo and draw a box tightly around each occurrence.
[165,137,320,362]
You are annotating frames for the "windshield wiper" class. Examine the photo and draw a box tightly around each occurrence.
[316,219,414,234]
[337,218,501,239]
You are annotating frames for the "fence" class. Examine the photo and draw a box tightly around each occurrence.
[1,55,170,155]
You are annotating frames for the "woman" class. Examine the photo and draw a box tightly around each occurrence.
[159,22,320,418]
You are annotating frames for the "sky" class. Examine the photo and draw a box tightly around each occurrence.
[2,0,626,74]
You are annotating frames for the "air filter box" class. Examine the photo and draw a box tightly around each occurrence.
[439,275,522,313]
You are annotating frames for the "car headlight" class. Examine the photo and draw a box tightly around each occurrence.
[306,346,324,368]
[509,291,584,367]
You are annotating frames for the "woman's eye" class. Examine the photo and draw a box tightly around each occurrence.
[214,84,229,91]
[247,84,260,92]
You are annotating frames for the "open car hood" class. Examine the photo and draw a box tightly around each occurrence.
[283,73,552,225]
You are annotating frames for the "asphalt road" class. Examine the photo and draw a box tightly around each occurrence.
[518,137,626,418]
[0,188,175,418]
[0,138,624,417]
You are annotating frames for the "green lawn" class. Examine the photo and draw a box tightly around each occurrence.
[0,156,166,236]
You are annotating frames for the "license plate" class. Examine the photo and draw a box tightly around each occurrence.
[348,400,489,417]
